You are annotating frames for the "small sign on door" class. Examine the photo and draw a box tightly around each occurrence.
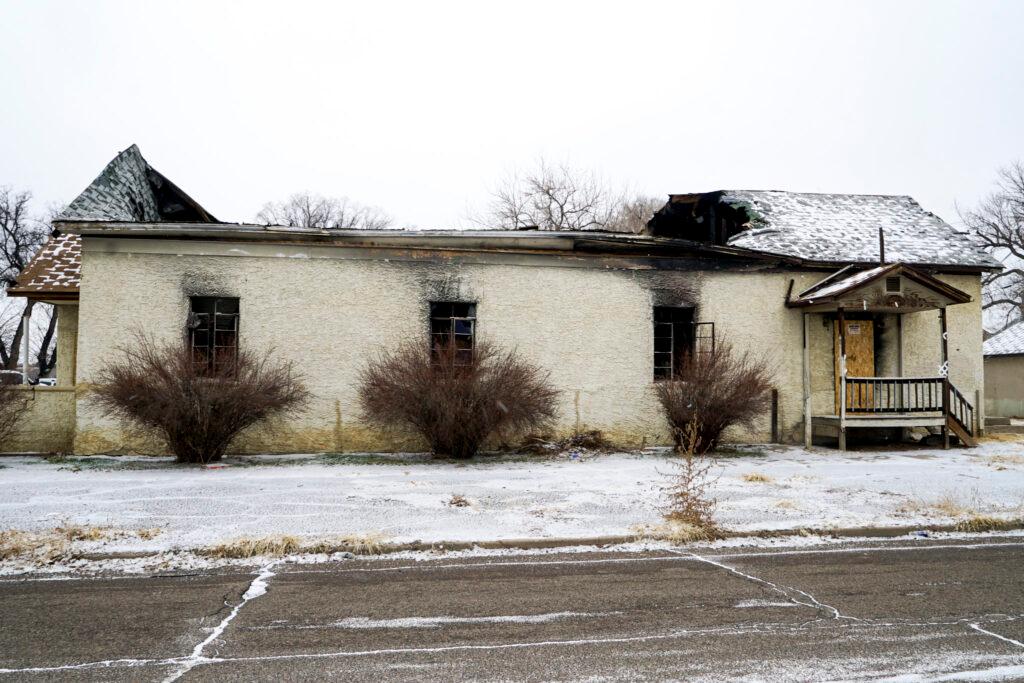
[848,323,862,335]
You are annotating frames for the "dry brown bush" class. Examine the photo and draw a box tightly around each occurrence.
[92,337,310,464]
[654,342,773,454]
[358,340,558,459]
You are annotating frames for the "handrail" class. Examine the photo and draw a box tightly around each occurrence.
[842,375,974,436]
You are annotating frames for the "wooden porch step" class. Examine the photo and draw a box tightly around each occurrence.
[947,415,977,448]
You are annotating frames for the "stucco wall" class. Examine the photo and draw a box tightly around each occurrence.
[5,386,75,453]
[984,355,1024,417]
[72,238,986,454]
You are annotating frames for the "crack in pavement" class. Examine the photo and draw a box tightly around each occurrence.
[671,549,861,622]
[161,562,278,683]
[968,621,1024,649]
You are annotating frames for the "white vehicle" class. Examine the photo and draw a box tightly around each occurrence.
[36,377,57,387]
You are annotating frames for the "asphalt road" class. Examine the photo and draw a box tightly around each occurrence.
[1,537,1023,681]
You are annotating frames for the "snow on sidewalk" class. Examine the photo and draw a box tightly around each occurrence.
[1,440,1022,559]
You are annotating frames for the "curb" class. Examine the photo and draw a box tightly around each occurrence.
[73,519,1024,562]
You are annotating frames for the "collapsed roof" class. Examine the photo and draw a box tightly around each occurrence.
[648,190,999,270]
[56,144,217,223]
[9,145,217,300]
[11,148,1001,302]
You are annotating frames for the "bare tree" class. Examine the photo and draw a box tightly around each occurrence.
[477,160,661,233]
[256,192,393,230]
[0,187,56,377]
[960,162,1024,333]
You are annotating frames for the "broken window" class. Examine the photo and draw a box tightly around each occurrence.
[188,297,239,373]
[653,307,715,380]
[430,302,476,365]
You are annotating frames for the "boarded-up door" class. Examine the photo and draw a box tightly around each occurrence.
[834,319,875,413]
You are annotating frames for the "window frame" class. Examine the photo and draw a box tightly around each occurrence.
[652,306,714,380]
[188,296,240,374]
[429,301,477,366]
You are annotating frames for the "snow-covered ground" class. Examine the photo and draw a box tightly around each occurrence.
[2,439,1023,569]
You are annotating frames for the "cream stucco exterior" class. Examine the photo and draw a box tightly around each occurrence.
[56,236,985,455]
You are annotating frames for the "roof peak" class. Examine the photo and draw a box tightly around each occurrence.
[57,145,217,224]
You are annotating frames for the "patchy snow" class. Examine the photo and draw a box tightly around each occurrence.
[1,440,1023,574]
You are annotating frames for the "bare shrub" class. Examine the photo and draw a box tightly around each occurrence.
[92,337,310,464]
[661,420,719,539]
[0,383,28,452]
[654,342,773,454]
[358,340,558,459]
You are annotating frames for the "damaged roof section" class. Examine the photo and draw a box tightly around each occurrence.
[11,145,218,300]
[649,190,999,270]
[7,232,81,300]
[57,144,217,223]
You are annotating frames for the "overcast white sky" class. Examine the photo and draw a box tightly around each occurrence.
[1,0,1022,228]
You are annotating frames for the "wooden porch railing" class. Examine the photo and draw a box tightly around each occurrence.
[842,375,975,444]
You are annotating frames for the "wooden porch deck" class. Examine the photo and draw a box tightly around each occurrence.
[810,376,977,450]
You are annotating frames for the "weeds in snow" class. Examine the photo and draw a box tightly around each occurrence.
[55,523,110,542]
[659,420,720,542]
[742,472,774,484]
[447,494,471,508]
[632,519,718,544]
[775,499,797,510]
[985,454,1024,470]
[204,532,391,559]
[954,515,1013,533]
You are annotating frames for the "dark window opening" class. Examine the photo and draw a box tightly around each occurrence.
[884,276,901,293]
[653,307,714,380]
[188,297,239,373]
[430,302,476,365]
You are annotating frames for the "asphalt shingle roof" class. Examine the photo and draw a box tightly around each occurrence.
[7,233,81,297]
[721,191,1000,269]
[984,320,1024,356]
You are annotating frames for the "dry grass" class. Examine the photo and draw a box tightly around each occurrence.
[742,472,774,484]
[979,433,1024,443]
[447,494,471,508]
[204,531,391,559]
[632,519,720,544]
[0,529,70,563]
[931,494,975,518]
[136,528,162,540]
[986,454,1024,470]
[953,515,1012,533]
[775,499,797,509]
[55,524,110,542]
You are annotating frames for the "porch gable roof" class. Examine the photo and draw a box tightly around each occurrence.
[787,262,972,312]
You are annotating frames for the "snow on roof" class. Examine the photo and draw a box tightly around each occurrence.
[721,191,999,269]
[7,232,81,298]
[984,320,1024,356]
[802,264,890,299]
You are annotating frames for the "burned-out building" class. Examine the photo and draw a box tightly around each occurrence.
[7,146,999,454]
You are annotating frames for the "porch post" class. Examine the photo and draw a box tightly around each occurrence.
[20,307,30,385]
[938,307,949,375]
[838,307,847,451]
[803,313,812,448]
[939,307,949,449]
[896,314,904,377]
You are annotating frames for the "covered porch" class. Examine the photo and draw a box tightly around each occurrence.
[789,262,978,450]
